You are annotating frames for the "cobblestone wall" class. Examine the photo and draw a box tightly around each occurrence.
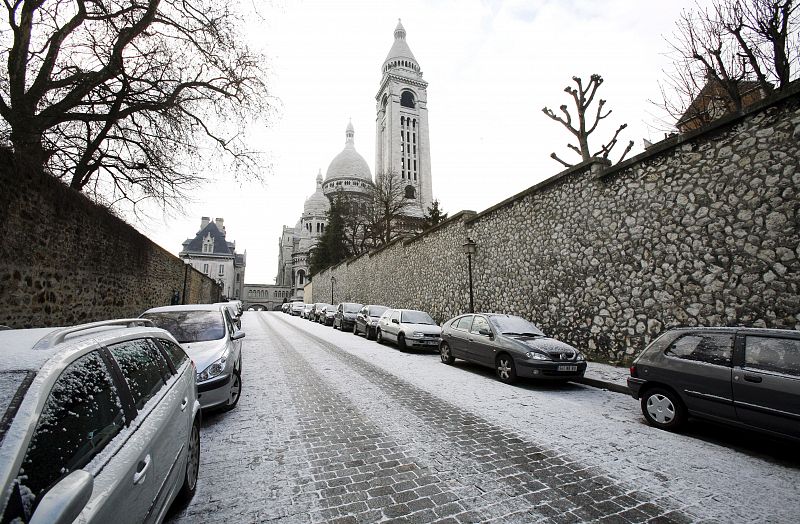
[0,166,221,328]
[314,87,800,364]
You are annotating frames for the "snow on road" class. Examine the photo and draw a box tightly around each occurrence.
[169,312,800,523]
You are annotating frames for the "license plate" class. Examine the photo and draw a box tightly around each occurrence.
[558,365,578,372]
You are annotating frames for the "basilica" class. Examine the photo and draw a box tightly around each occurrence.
[276,20,434,300]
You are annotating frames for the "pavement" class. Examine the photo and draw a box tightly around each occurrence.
[578,361,631,395]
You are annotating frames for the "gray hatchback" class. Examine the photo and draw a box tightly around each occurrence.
[628,327,800,441]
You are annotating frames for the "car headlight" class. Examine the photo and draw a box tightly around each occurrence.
[575,352,585,361]
[198,353,229,382]
[525,351,551,360]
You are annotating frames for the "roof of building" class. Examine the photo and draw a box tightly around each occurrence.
[384,19,417,66]
[181,221,234,255]
[677,78,764,128]
[325,122,372,183]
[304,170,331,216]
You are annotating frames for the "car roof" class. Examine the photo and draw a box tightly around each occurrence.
[665,326,800,337]
[143,304,226,314]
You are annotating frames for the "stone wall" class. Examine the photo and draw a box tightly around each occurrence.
[314,86,800,364]
[0,164,221,329]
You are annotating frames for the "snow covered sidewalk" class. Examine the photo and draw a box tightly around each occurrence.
[577,361,631,394]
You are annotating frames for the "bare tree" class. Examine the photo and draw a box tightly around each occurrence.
[542,74,634,168]
[368,171,410,246]
[0,0,269,209]
[657,0,798,130]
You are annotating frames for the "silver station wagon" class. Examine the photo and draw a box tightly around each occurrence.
[0,319,201,523]
[628,327,800,440]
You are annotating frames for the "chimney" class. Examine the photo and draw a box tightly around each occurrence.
[215,217,225,234]
[200,216,210,229]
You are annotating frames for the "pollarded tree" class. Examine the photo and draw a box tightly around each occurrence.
[0,0,269,208]
[542,74,634,168]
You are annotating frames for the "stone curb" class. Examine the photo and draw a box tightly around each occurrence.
[574,376,630,395]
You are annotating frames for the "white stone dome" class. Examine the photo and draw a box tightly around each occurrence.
[303,170,330,216]
[325,122,372,183]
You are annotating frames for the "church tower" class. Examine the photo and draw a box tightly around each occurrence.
[375,20,432,217]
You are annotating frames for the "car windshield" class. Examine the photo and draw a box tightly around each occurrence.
[142,311,225,343]
[401,311,435,325]
[489,316,545,336]
[369,306,388,317]
[344,303,361,313]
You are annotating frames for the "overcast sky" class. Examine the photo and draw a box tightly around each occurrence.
[135,0,708,285]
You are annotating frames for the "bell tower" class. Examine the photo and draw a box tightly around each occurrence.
[375,20,432,217]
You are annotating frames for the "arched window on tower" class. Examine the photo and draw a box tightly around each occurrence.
[405,185,416,199]
[400,91,415,108]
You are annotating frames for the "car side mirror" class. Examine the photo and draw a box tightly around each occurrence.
[30,470,93,524]
[391,319,399,324]
[231,331,246,340]
[479,328,492,337]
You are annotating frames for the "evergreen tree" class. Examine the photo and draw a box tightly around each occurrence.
[422,199,448,229]
[309,196,350,275]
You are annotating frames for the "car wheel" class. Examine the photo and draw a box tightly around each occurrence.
[222,371,242,412]
[177,416,201,503]
[496,354,517,384]
[397,333,407,352]
[440,342,455,364]
[376,329,384,344]
[641,387,686,430]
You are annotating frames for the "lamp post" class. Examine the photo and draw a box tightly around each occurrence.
[462,237,476,313]
[330,275,336,304]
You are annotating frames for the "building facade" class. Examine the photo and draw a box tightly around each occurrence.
[180,217,246,300]
[242,284,292,311]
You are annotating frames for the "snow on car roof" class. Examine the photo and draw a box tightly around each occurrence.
[143,304,227,314]
[0,328,61,373]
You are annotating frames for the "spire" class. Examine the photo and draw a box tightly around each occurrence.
[345,119,354,147]
[394,18,406,40]
[316,168,323,187]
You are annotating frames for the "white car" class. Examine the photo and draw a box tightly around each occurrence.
[0,319,201,523]
[290,302,305,316]
[141,304,244,411]
[376,309,442,351]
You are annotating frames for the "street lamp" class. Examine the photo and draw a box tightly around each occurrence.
[462,237,477,313]
[330,275,336,304]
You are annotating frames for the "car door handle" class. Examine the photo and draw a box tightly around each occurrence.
[743,374,763,383]
[181,397,189,411]
[133,454,151,485]
[468,338,474,342]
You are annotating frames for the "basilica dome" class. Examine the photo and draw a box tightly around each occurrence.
[303,170,330,217]
[325,121,372,183]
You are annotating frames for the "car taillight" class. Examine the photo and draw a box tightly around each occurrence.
[629,365,638,378]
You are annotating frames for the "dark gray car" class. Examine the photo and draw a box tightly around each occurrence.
[439,313,586,384]
[333,302,363,331]
[628,327,800,440]
[353,305,389,339]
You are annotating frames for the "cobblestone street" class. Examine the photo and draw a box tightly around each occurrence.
[169,312,800,523]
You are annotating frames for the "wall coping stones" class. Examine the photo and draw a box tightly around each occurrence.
[402,210,476,247]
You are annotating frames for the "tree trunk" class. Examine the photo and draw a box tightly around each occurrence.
[10,124,48,176]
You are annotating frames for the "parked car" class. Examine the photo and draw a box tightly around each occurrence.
[215,301,241,329]
[0,319,201,523]
[281,303,290,313]
[313,303,331,323]
[141,304,244,411]
[628,327,800,440]
[376,309,441,351]
[290,302,305,316]
[323,304,337,326]
[333,302,363,331]
[228,299,243,317]
[302,303,315,319]
[439,313,586,384]
[353,305,389,339]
